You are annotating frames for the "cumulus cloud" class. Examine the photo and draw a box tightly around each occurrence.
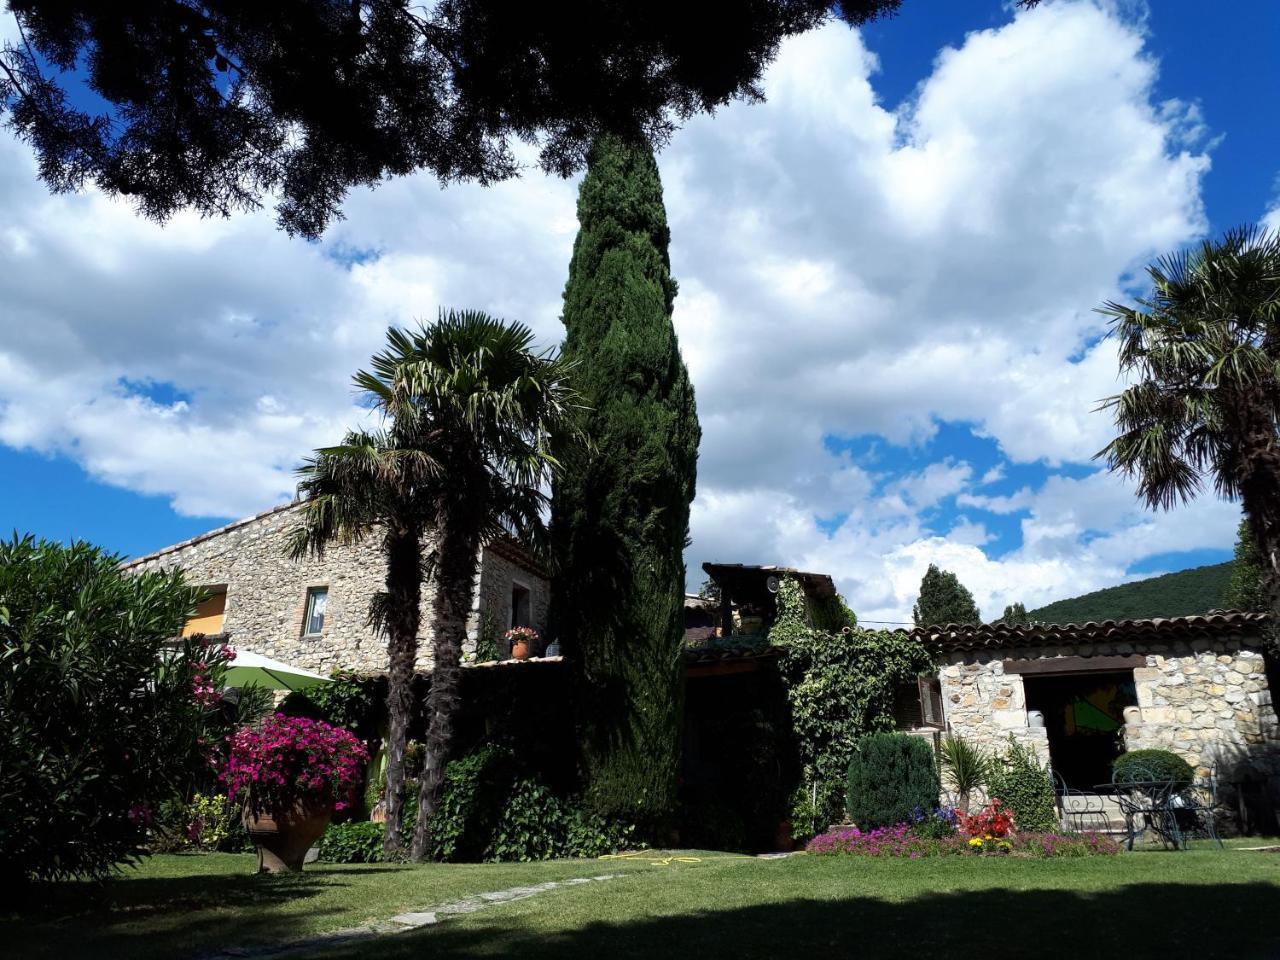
[0,0,1239,619]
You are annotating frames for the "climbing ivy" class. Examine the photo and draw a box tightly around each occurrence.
[769,578,933,827]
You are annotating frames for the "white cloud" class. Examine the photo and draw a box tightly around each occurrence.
[0,0,1240,619]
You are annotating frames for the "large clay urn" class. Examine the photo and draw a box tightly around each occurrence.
[244,800,334,873]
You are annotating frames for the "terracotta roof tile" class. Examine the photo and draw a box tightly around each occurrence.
[908,610,1271,653]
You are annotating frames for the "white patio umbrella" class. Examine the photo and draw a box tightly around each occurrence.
[222,650,330,692]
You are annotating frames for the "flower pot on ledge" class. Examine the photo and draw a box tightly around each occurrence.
[510,639,531,660]
[244,800,335,874]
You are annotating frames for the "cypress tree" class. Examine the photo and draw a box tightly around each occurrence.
[1224,518,1267,612]
[912,564,981,627]
[550,135,700,827]
[997,602,1030,626]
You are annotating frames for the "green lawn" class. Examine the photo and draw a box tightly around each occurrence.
[7,845,1280,960]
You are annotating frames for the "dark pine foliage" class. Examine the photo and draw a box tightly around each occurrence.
[997,602,1030,626]
[0,1,902,237]
[550,134,700,829]
[912,563,980,627]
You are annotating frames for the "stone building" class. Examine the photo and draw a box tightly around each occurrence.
[123,502,551,675]
[915,613,1280,828]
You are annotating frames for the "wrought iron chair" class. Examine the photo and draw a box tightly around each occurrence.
[1051,769,1111,834]
[1170,766,1224,849]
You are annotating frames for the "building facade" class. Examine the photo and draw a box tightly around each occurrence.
[123,502,551,675]
[915,613,1280,829]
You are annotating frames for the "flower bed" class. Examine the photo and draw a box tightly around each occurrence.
[805,824,1120,858]
[806,800,1120,859]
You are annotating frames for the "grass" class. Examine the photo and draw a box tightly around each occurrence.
[7,844,1280,960]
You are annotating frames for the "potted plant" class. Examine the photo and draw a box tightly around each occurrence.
[223,714,368,873]
[505,626,539,660]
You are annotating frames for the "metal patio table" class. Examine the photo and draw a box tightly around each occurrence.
[1096,779,1187,850]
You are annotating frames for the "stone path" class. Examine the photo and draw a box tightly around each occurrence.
[210,873,621,959]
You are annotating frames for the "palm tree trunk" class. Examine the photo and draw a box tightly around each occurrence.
[381,527,423,859]
[409,517,480,861]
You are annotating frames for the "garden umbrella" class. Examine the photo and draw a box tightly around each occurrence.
[222,650,329,692]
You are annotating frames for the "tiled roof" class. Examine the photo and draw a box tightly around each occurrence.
[909,611,1271,653]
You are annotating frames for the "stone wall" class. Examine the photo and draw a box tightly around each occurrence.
[938,653,1051,766]
[124,504,549,674]
[938,636,1280,813]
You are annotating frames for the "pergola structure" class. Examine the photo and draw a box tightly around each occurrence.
[701,562,837,638]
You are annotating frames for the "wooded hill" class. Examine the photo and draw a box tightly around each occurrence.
[1026,562,1234,624]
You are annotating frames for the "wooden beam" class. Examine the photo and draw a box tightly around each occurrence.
[1002,654,1146,676]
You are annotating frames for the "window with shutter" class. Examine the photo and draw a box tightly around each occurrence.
[919,676,945,728]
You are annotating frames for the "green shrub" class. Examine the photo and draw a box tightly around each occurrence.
[420,746,633,862]
[1112,749,1195,789]
[0,536,235,883]
[319,821,386,863]
[988,737,1057,832]
[846,733,941,830]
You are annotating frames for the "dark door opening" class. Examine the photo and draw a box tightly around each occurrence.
[1023,671,1136,790]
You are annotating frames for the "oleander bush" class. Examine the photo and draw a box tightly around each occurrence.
[1112,749,1195,789]
[846,732,941,830]
[0,536,238,883]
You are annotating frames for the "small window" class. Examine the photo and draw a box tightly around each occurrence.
[511,583,532,629]
[183,588,227,637]
[303,587,328,636]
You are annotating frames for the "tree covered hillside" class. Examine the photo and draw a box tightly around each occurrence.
[1027,562,1234,624]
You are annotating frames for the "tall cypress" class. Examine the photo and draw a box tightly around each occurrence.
[550,135,700,828]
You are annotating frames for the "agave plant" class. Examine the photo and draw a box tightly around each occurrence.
[938,735,991,814]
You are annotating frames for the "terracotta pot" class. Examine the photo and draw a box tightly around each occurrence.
[511,639,530,660]
[774,820,795,852]
[243,800,334,873]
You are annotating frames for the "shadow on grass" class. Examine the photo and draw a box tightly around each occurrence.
[2,862,401,960]
[316,881,1280,960]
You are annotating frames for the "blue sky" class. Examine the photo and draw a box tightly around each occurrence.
[1,1,1276,619]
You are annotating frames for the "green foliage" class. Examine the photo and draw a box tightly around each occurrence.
[845,733,942,830]
[913,564,980,627]
[427,746,634,863]
[1029,562,1234,623]
[186,794,236,851]
[550,134,700,827]
[0,535,231,883]
[319,821,387,864]
[987,737,1057,832]
[280,671,387,746]
[474,613,502,664]
[1112,749,1195,789]
[1224,519,1268,612]
[773,583,934,817]
[937,736,990,812]
[997,603,1030,626]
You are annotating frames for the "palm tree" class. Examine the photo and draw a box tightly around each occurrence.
[1097,226,1280,622]
[291,310,581,860]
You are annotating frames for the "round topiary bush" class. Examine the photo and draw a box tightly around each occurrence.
[846,732,941,830]
[1112,749,1195,788]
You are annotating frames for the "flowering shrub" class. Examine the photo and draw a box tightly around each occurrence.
[958,798,1015,842]
[223,714,368,814]
[806,823,966,858]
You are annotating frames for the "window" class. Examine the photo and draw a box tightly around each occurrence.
[303,587,328,636]
[183,588,227,637]
[511,583,532,629]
